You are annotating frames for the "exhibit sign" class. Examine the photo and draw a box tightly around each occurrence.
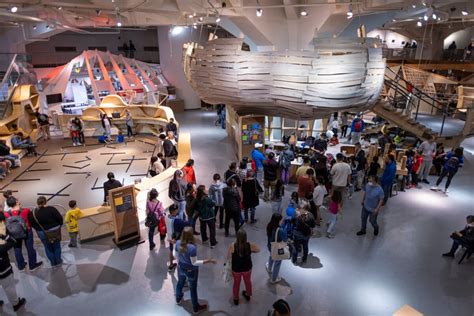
[109,185,141,246]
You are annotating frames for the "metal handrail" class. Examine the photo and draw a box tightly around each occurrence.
[0,53,17,87]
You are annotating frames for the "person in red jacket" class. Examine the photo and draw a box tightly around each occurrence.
[182,159,196,185]
[4,197,43,272]
[411,151,423,188]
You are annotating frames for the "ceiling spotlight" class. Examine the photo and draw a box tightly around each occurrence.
[199,17,203,22]
[171,25,184,36]
[462,10,468,16]
[422,2,426,6]
[392,19,396,22]
[423,14,428,21]
[117,21,122,27]
[58,6,62,10]
[216,17,221,23]
[188,14,193,18]
[347,4,353,19]
[256,8,263,17]
[300,9,308,17]
[432,13,437,19]
[10,6,18,13]
[193,24,197,29]
[412,4,416,8]
[417,21,422,27]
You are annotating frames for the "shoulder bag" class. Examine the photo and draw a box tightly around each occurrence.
[33,209,61,243]
[270,228,290,260]
[145,202,160,228]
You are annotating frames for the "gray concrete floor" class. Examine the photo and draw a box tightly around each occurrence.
[2,110,474,316]
[416,114,465,137]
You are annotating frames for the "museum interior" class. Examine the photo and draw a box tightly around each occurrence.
[0,0,472,315]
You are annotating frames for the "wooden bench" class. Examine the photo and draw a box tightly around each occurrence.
[0,135,27,159]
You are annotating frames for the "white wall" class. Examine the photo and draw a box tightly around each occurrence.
[367,29,413,48]
[157,26,207,110]
[443,27,474,49]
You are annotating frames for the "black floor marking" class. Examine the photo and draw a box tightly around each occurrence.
[91,178,103,190]
[74,156,91,164]
[26,168,51,172]
[14,178,41,182]
[65,171,92,178]
[63,164,90,170]
[100,152,126,155]
[136,139,155,146]
[0,150,48,190]
[0,190,18,194]
[121,158,147,161]
[130,174,147,177]
[44,151,89,161]
[37,182,72,202]
[61,143,103,149]
[35,161,48,164]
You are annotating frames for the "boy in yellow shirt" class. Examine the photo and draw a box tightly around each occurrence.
[65,200,81,247]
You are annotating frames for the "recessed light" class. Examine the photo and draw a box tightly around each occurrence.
[199,17,203,22]
[58,6,62,10]
[432,13,437,19]
[216,17,221,23]
[117,21,122,27]
[188,14,193,18]
[462,10,468,16]
[256,8,263,17]
[412,4,416,8]
[423,14,428,21]
[10,6,18,13]
[300,9,308,17]
[392,19,396,22]
[417,21,422,27]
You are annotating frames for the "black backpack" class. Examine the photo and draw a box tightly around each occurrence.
[6,210,27,239]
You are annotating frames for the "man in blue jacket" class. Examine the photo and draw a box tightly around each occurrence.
[350,116,365,144]
[251,143,265,183]
[380,154,396,205]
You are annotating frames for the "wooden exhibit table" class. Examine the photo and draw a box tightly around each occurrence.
[77,206,114,242]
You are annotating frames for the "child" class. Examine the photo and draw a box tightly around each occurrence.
[208,173,226,229]
[405,150,414,188]
[65,200,82,247]
[287,192,299,210]
[182,159,196,185]
[164,204,190,272]
[157,152,166,169]
[282,206,296,241]
[411,151,423,188]
[328,134,339,146]
[367,156,380,177]
[304,192,318,226]
[326,190,342,239]
[313,177,327,226]
[271,179,284,214]
[348,157,358,200]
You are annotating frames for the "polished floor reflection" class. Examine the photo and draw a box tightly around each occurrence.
[2,110,473,316]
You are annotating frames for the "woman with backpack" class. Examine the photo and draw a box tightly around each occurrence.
[227,229,260,305]
[241,170,261,223]
[431,147,464,193]
[168,170,188,220]
[266,213,288,284]
[280,146,294,185]
[192,185,218,248]
[145,189,165,251]
[4,197,43,272]
[291,205,316,265]
[0,212,27,312]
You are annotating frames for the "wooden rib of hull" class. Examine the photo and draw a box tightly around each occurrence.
[184,38,385,119]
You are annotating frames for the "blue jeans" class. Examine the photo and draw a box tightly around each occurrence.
[361,206,379,232]
[175,200,186,221]
[14,229,38,270]
[381,182,392,204]
[271,199,282,214]
[267,255,282,282]
[148,225,156,248]
[36,230,62,266]
[292,231,309,263]
[244,207,256,221]
[176,266,199,311]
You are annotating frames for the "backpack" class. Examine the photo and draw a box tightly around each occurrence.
[354,120,362,132]
[144,203,160,228]
[446,156,460,170]
[6,210,27,239]
[282,217,294,240]
[280,152,290,169]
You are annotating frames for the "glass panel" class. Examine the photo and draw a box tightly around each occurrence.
[283,118,296,128]
[265,116,269,127]
[271,128,282,141]
[313,119,322,131]
[298,120,309,129]
[271,117,281,128]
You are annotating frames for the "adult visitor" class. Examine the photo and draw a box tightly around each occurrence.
[28,196,63,267]
[241,170,261,223]
[0,212,27,311]
[11,133,38,156]
[34,111,50,141]
[100,113,112,142]
[313,133,328,154]
[156,134,166,158]
[350,116,365,144]
[102,172,122,205]
[271,180,284,214]
[4,197,43,272]
[163,131,178,168]
[295,157,314,179]
[357,175,385,237]
[223,178,241,237]
[192,185,218,248]
[208,173,226,229]
[128,40,136,58]
[292,207,316,265]
[417,136,436,184]
[227,228,260,305]
[280,145,294,185]
[148,156,165,177]
[263,152,278,201]
[432,147,464,193]
[166,118,178,139]
[168,169,187,220]
[442,215,474,258]
[340,112,349,138]
[182,159,197,185]
[185,184,199,235]
[122,42,129,57]
[266,213,287,284]
[224,162,242,187]
[380,154,396,205]
[432,143,446,176]
[330,153,352,198]
[251,143,265,183]
[297,168,315,198]
[124,109,133,138]
[354,142,367,191]
[145,188,164,251]
[174,227,216,314]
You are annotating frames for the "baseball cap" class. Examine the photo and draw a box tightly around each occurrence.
[254,143,263,148]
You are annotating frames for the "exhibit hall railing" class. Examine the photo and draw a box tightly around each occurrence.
[380,66,472,138]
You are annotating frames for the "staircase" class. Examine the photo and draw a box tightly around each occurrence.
[371,66,473,146]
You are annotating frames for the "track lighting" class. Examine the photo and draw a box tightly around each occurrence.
[10,6,18,13]
[300,9,308,17]
[256,8,263,17]
[462,10,468,16]
[417,21,422,27]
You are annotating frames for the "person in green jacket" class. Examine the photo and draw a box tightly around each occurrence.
[192,185,218,248]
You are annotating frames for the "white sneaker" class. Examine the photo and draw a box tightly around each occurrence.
[444,188,449,193]
[265,262,271,274]
[270,277,282,284]
[73,143,77,147]
[77,142,82,146]
[430,186,440,191]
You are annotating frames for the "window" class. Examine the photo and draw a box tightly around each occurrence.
[55,47,76,52]
[144,46,159,52]
[88,46,107,52]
